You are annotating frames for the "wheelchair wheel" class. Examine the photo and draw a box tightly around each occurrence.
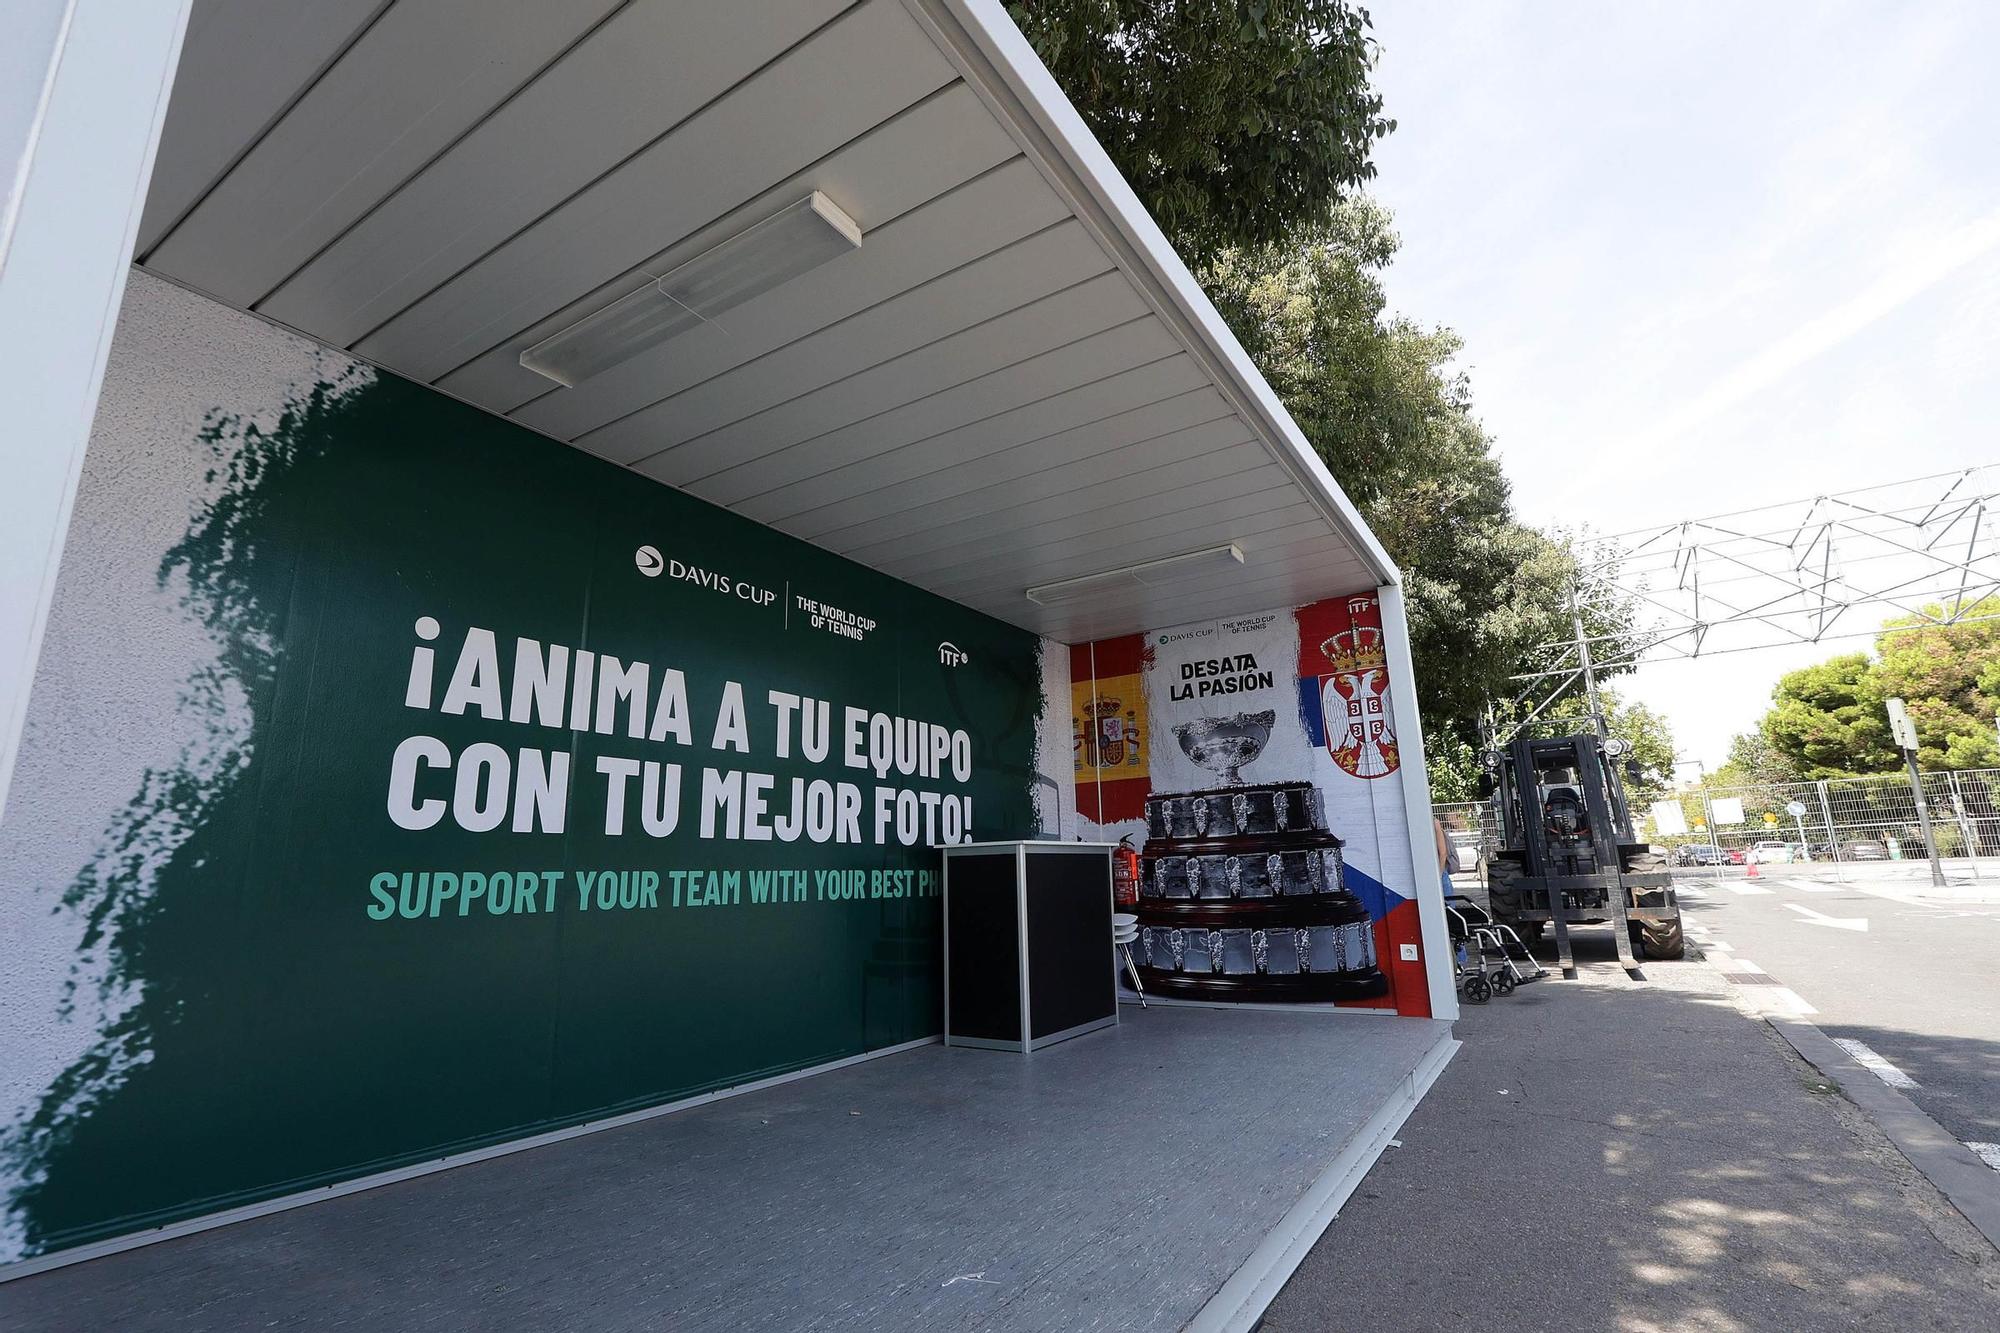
[1490,969,1517,996]
[1462,974,1491,1004]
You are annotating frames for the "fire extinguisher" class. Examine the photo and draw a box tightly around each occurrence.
[1113,836,1140,906]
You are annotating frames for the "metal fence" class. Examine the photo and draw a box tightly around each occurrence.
[1433,767,2000,875]
[1643,769,2000,867]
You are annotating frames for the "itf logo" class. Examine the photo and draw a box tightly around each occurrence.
[634,545,663,577]
[937,641,970,667]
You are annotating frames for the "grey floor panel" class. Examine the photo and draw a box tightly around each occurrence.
[0,1007,1449,1332]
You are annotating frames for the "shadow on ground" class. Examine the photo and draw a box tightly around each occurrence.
[1262,928,2000,1333]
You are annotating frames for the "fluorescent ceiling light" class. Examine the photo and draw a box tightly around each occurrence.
[520,191,862,387]
[1024,543,1246,606]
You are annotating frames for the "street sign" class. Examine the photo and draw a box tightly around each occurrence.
[1711,797,1745,826]
[1885,696,1919,751]
[1785,800,1806,817]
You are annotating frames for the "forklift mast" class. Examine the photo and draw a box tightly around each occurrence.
[1499,734,1638,881]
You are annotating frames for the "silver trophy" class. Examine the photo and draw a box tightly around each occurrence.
[1172,710,1276,786]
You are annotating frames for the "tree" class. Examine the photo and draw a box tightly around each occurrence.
[1873,603,2000,771]
[1016,12,1646,780]
[1007,0,1392,264]
[1605,691,1677,809]
[1742,597,2000,777]
[1760,653,1894,779]
[1200,204,1641,753]
[1710,729,1796,787]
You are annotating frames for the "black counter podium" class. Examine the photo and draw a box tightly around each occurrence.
[940,841,1118,1052]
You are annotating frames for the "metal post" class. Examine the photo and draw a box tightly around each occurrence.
[1703,792,1722,880]
[1816,779,1844,882]
[1948,770,1979,880]
[1903,748,1948,888]
[1571,596,1607,738]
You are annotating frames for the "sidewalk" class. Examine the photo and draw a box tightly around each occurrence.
[1262,937,2000,1331]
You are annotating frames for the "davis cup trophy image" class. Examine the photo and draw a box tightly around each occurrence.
[1171,710,1274,786]
[1132,709,1388,1001]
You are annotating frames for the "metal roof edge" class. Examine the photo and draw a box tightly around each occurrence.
[910,0,1402,591]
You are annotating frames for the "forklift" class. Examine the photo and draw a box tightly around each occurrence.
[1477,731,1682,979]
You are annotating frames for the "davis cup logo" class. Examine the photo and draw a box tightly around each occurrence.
[1317,623,1398,779]
[634,545,663,577]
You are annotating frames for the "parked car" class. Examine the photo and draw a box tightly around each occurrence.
[1841,839,1890,861]
[1724,846,1748,864]
[1745,840,1794,865]
[1672,843,1723,866]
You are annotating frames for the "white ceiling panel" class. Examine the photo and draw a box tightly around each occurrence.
[623,308,1181,488]
[146,0,621,308]
[921,502,1324,602]
[260,0,882,345]
[666,270,1153,503]
[450,96,1043,420]
[802,390,1238,546]
[864,457,1292,573]
[829,428,1265,563]
[733,346,1204,524]
[136,0,385,255]
[1124,532,1366,605]
[356,23,985,384]
[137,0,1397,643]
[1036,561,1377,642]
[572,223,1120,470]
[1025,534,1374,631]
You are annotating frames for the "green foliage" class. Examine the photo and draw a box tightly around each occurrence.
[1607,691,1677,809]
[1874,605,2000,770]
[1014,8,1648,795]
[1007,0,1392,264]
[1761,653,1894,779]
[1710,728,1796,787]
[1748,598,2000,778]
[1424,731,1483,803]
[1199,204,1640,756]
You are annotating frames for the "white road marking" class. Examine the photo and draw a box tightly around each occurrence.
[1782,902,1869,932]
[1777,878,1842,893]
[1763,987,1819,1017]
[1727,882,1775,896]
[1677,884,1708,899]
[1701,935,1817,1014]
[1966,1142,2000,1172]
[1832,1038,1919,1089]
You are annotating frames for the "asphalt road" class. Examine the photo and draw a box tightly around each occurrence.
[1677,864,2000,1162]
[1263,939,2000,1331]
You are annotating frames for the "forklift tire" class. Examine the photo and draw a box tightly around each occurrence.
[1622,849,1668,875]
[1634,917,1685,961]
[1486,857,1526,918]
[1490,969,1517,996]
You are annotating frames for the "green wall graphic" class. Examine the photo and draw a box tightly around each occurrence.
[0,282,1049,1262]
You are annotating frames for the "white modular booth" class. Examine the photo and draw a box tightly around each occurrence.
[0,2,1457,1327]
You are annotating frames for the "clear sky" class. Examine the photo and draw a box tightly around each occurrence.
[1362,1,2000,768]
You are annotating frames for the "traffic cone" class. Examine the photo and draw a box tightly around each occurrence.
[1746,859,1759,879]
